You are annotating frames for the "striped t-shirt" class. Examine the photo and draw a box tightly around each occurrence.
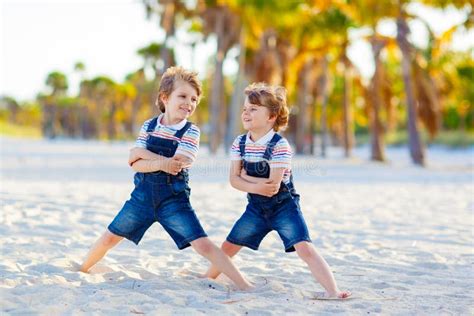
[230,129,293,184]
[135,114,200,162]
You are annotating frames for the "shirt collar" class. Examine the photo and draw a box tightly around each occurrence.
[157,113,187,130]
[246,129,276,145]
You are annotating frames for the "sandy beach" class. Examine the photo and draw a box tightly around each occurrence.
[1,137,473,315]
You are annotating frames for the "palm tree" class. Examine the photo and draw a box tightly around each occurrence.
[137,43,167,81]
[74,61,85,76]
[0,96,20,124]
[41,71,69,138]
[142,0,189,77]
[341,1,399,162]
[90,76,119,139]
[396,8,424,165]
[198,0,241,153]
[46,71,68,96]
[125,68,152,137]
[369,35,389,161]
[224,0,305,150]
[340,41,355,158]
[225,27,248,151]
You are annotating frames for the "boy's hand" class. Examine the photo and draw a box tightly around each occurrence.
[256,180,280,197]
[161,157,186,175]
[173,155,192,170]
[240,168,250,181]
[128,148,142,166]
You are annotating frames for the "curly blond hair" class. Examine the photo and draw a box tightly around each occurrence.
[244,82,289,131]
[156,66,202,113]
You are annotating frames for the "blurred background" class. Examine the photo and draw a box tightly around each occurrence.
[1,0,473,166]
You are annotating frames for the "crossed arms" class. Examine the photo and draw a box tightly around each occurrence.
[129,149,284,197]
[229,160,285,197]
[128,147,192,175]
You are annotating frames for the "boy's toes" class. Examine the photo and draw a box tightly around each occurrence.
[339,291,352,299]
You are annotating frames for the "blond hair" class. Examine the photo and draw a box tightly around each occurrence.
[156,66,202,113]
[244,82,289,131]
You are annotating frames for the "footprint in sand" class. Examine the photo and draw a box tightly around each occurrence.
[65,260,82,272]
[393,285,409,291]
[371,282,390,289]
[87,264,116,274]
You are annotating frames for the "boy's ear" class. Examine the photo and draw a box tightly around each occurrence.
[159,93,168,105]
[268,114,277,124]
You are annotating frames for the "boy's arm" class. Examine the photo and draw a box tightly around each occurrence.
[129,147,191,175]
[240,167,285,185]
[229,160,279,197]
[129,147,164,166]
[173,154,193,169]
[129,148,192,167]
[130,158,166,173]
[131,156,186,175]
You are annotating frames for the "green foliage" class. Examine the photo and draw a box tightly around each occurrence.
[45,71,68,96]
[7,0,472,152]
[0,121,42,138]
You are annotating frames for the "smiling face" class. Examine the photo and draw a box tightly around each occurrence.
[241,97,276,133]
[160,81,198,124]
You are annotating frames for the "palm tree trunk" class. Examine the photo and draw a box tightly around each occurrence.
[342,55,354,158]
[295,58,313,154]
[42,102,57,139]
[397,16,425,166]
[319,56,329,158]
[209,13,226,154]
[159,1,175,76]
[225,29,246,152]
[370,37,386,162]
[127,96,140,137]
[107,103,117,139]
[309,94,317,155]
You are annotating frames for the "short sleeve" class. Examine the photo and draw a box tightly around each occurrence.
[134,119,153,148]
[230,135,244,161]
[269,137,292,169]
[175,124,200,161]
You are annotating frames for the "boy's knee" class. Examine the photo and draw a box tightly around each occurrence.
[101,232,121,248]
[295,242,314,262]
[192,238,215,256]
[221,241,240,256]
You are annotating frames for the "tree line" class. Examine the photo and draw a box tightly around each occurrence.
[1,0,472,166]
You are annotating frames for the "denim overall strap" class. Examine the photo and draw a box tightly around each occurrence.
[262,133,282,161]
[146,117,159,133]
[174,122,192,139]
[239,134,247,158]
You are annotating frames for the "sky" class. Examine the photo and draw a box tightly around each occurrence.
[1,0,472,101]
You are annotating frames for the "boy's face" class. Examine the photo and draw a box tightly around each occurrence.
[241,97,276,132]
[161,81,198,122]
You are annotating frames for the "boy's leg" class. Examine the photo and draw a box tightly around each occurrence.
[204,241,242,279]
[191,237,251,291]
[80,230,123,273]
[294,241,351,298]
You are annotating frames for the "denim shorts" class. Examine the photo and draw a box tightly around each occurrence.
[226,191,311,252]
[108,173,207,249]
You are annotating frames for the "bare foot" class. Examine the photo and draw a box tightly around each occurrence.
[336,290,352,299]
[315,290,352,300]
[240,284,256,292]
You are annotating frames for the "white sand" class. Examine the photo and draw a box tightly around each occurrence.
[1,137,473,315]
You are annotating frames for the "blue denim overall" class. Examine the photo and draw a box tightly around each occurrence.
[108,117,207,248]
[226,133,311,252]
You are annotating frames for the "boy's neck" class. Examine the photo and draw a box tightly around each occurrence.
[161,113,183,126]
[248,127,274,143]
